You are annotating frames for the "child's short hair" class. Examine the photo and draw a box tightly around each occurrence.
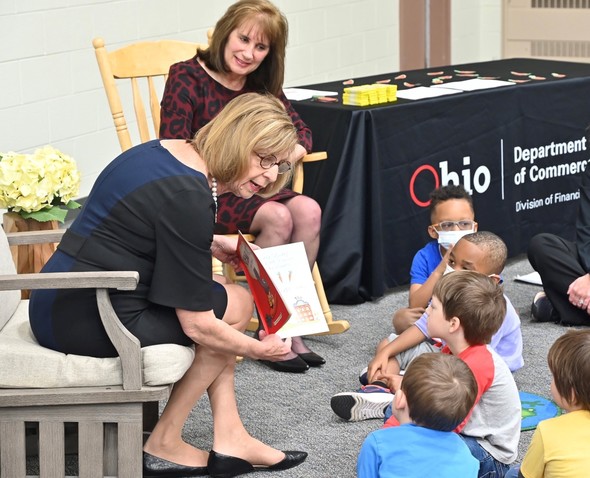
[461,231,508,274]
[547,330,590,410]
[402,353,477,431]
[429,184,474,221]
[433,271,506,345]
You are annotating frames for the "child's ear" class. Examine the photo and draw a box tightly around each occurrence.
[427,225,439,239]
[448,316,461,333]
[394,388,407,412]
[488,273,503,285]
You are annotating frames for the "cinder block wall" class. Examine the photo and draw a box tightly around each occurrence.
[0,0,499,197]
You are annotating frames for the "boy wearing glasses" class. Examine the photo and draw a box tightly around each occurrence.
[394,184,477,334]
[330,231,523,422]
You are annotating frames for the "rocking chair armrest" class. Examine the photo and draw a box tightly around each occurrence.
[0,270,139,292]
[6,229,66,245]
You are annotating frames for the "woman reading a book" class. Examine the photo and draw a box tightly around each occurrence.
[159,0,324,373]
[29,93,308,478]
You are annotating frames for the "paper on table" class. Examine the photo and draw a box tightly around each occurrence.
[396,86,462,101]
[514,271,543,286]
[431,78,515,92]
[284,88,338,101]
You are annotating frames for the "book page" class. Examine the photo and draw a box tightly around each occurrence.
[254,242,329,338]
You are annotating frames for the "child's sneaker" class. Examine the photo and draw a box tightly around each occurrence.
[330,385,393,422]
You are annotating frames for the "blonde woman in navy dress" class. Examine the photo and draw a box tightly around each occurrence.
[30,93,308,478]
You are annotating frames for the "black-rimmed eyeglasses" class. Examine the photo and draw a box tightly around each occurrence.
[256,153,292,174]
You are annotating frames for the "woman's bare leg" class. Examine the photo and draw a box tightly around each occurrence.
[251,198,322,356]
[208,357,285,465]
[143,284,254,466]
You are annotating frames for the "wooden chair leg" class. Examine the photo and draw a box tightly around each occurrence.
[311,263,350,335]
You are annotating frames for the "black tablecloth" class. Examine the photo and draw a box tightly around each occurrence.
[293,58,590,304]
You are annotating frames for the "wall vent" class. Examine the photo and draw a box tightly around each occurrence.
[532,0,590,8]
[532,40,590,58]
[503,0,590,62]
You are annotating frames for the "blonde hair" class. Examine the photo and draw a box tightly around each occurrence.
[402,353,478,431]
[191,92,297,197]
[433,270,506,344]
[548,330,590,410]
[200,0,287,96]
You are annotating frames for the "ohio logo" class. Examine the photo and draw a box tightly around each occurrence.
[409,157,492,207]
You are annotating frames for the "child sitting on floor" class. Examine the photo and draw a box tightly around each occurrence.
[505,329,590,478]
[357,352,479,478]
[355,272,520,477]
[394,184,477,333]
[330,231,523,425]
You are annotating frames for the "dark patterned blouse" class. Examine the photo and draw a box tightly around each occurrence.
[159,56,313,234]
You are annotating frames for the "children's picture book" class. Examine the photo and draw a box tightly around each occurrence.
[236,232,329,338]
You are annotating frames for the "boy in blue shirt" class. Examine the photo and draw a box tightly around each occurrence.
[394,184,477,333]
[357,352,479,478]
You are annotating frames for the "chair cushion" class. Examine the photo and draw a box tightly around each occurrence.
[0,301,195,388]
[0,226,20,332]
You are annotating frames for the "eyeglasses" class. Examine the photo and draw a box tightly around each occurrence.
[431,220,477,232]
[256,153,292,174]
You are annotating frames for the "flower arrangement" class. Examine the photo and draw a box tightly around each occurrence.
[0,145,81,223]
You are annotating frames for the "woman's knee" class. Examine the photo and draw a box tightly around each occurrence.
[285,195,321,232]
[223,284,253,330]
[251,202,293,239]
[528,232,566,265]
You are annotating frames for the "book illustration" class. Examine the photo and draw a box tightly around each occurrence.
[252,242,329,338]
[292,297,315,323]
[236,233,329,338]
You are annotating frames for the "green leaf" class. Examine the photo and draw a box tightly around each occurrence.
[66,199,81,210]
[20,206,68,223]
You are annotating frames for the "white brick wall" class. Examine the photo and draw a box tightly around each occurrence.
[0,0,499,198]
[452,0,502,64]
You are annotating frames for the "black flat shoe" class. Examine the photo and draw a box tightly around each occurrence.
[298,351,326,367]
[260,356,309,373]
[208,450,308,478]
[143,451,208,477]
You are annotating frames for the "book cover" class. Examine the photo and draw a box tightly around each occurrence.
[236,233,329,338]
[237,232,291,335]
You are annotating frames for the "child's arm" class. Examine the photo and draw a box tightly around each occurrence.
[367,325,427,383]
[517,427,546,478]
[392,307,425,334]
[408,245,452,308]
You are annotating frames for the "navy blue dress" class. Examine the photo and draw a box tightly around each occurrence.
[29,140,227,357]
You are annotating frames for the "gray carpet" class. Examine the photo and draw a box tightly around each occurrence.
[180,253,582,477]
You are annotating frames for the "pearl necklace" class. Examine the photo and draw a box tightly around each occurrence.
[211,177,218,222]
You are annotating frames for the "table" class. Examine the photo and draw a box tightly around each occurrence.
[293,59,590,304]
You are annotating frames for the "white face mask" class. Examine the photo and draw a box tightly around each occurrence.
[443,263,455,275]
[437,229,474,248]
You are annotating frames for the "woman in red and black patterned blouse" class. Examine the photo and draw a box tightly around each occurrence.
[160,0,325,373]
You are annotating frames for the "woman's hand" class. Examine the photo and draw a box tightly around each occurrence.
[254,330,293,361]
[211,234,260,269]
[567,273,590,312]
